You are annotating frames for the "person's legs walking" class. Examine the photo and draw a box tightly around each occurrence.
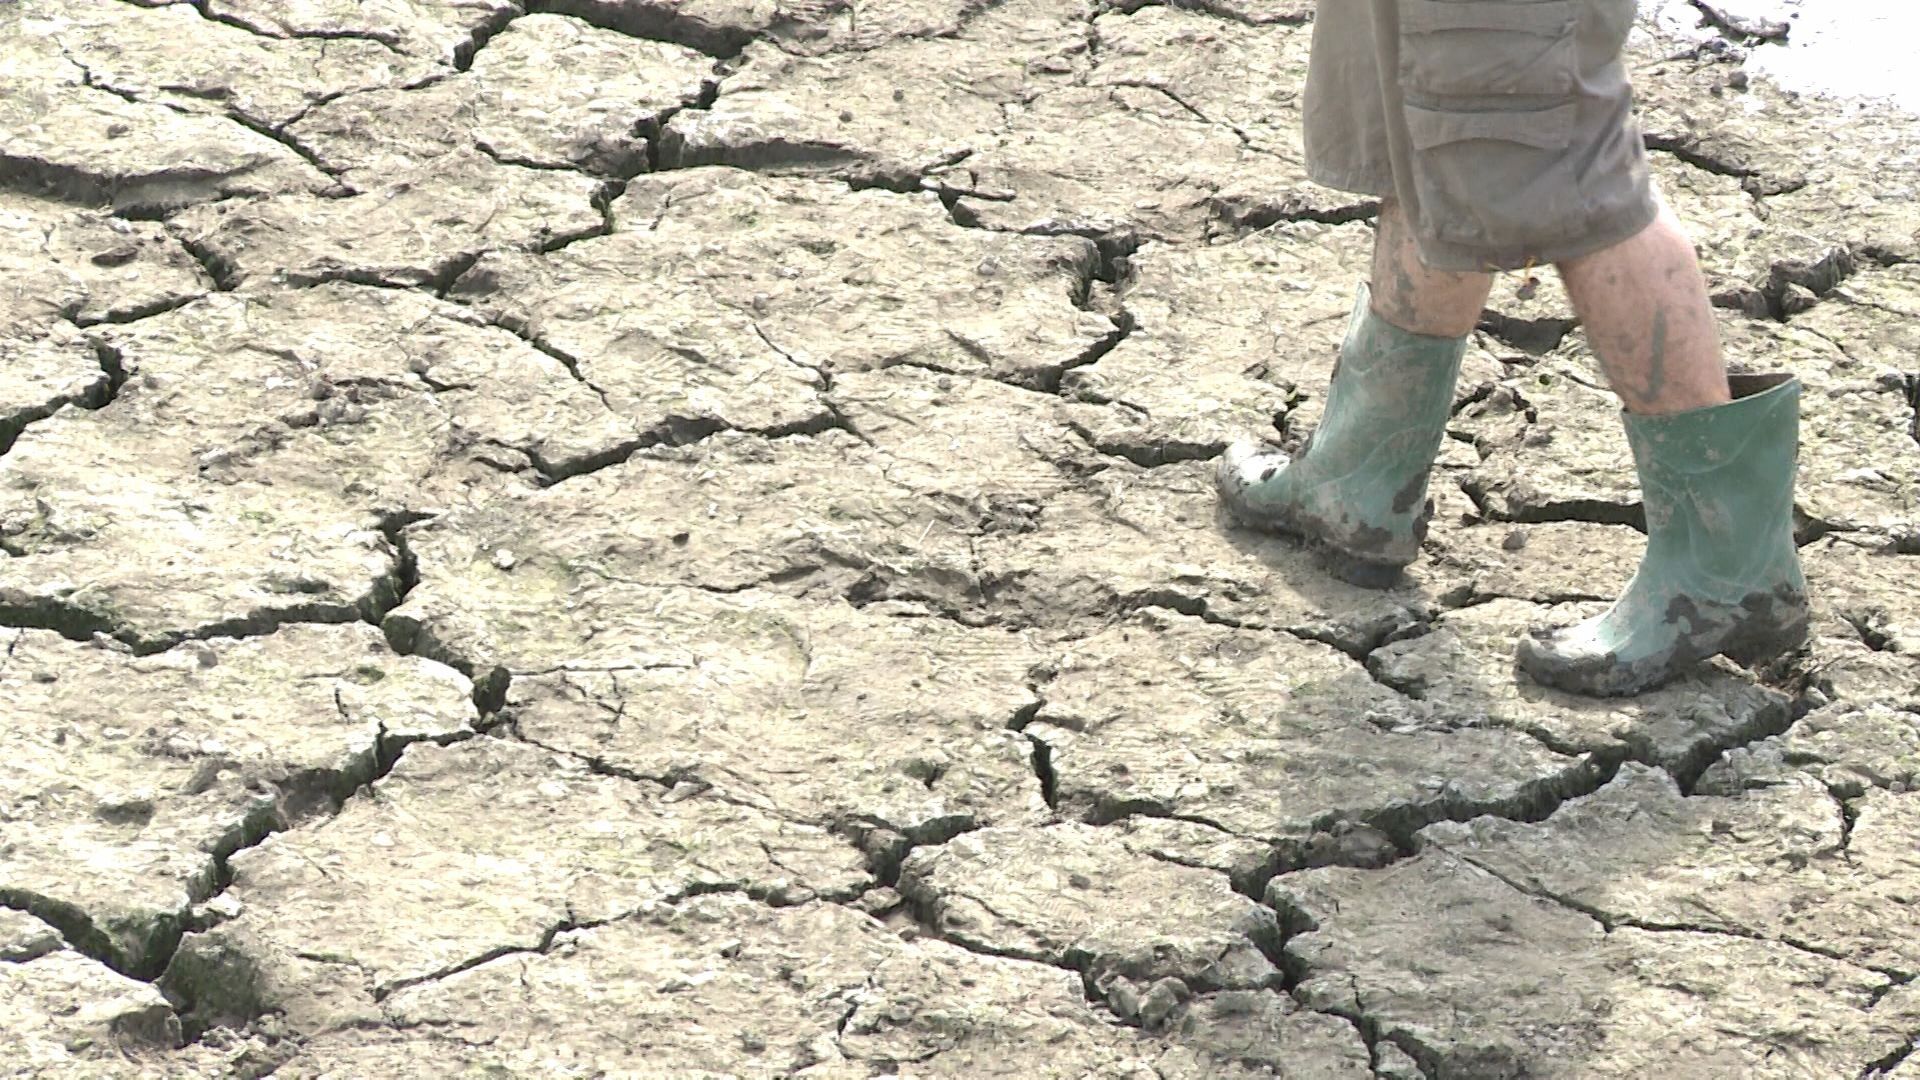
[1220,0,1808,693]
[1213,0,1495,582]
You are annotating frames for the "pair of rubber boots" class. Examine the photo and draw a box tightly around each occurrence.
[1216,286,1809,697]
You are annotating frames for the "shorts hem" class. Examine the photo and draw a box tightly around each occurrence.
[1306,161,1396,201]
[1412,196,1662,274]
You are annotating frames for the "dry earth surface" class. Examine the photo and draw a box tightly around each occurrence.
[2,0,1917,1076]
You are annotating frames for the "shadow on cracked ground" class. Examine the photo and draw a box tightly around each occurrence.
[1,0,1917,1076]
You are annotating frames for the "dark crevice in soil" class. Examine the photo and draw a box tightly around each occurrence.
[1840,610,1898,654]
[373,512,426,617]
[0,337,121,456]
[1662,691,1798,797]
[1080,751,1614,901]
[658,133,916,186]
[1209,194,1382,238]
[1458,481,1647,532]
[1111,80,1243,143]
[428,251,489,298]
[1643,133,1806,197]
[1477,309,1578,355]
[1836,791,1861,863]
[1026,735,1059,811]
[179,0,415,53]
[69,291,206,329]
[519,413,737,487]
[944,199,1146,286]
[1861,1036,1920,1080]
[0,890,147,980]
[90,335,133,403]
[452,4,528,72]
[588,177,627,240]
[469,139,616,179]
[0,151,214,219]
[1793,508,1850,548]
[168,231,243,292]
[1686,0,1791,44]
[1106,0,1313,29]
[1029,310,1134,397]
[525,0,751,59]
[1720,246,1861,322]
[218,108,343,180]
[637,75,726,176]
[1070,424,1225,469]
[1899,371,1920,448]
[1448,382,1501,421]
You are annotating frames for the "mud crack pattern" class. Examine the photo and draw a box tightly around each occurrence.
[1,0,1917,1075]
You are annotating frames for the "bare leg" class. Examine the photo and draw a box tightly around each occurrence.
[1370,198,1494,338]
[1557,201,1731,415]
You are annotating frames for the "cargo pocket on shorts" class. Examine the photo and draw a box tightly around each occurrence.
[1402,102,1582,252]
[1397,0,1580,98]
[1394,1,1585,257]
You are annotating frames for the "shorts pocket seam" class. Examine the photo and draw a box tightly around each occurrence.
[1401,102,1584,247]
[1398,0,1580,98]
[1400,0,1577,36]
[1402,101,1577,152]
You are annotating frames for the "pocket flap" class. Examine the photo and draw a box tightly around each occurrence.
[1401,0,1577,36]
[1404,102,1577,152]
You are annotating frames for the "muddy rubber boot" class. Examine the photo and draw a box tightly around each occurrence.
[1215,285,1467,585]
[1517,373,1810,697]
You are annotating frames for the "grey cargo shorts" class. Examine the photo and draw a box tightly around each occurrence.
[1305,0,1659,272]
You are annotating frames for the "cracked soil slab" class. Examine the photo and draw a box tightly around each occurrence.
[1030,607,1598,852]
[501,591,1055,851]
[0,624,473,979]
[289,13,715,184]
[450,167,1118,434]
[32,0,440,132]
[1424,762,1920,976]
[897,823,1283,1000]
[0,25,332,214]
[204,0,523,66]
[1369,598,1789,776]
[1271,849,1920,1078]
[0,949,237,1079]
[162,737,871,1034]
[168,148,604,290]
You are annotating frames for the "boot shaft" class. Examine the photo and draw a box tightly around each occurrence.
[1622,373,1803,596]
[1312,285,1468,459]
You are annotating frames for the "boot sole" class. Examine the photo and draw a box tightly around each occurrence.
[1518,610,1811,698]
[1218,501,1411,590]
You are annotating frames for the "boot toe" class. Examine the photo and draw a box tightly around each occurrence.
[1214,439,1292,514]
[1515,621,1654,697]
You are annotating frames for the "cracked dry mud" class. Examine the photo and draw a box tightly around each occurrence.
[1,0,1916,1075]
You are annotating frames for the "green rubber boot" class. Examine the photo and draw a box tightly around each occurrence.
[1517,373,1810,696]
[1215,285,1467,584]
